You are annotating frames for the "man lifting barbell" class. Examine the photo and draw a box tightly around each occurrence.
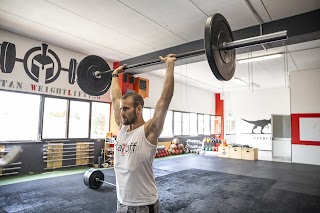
[81,12,289,213]
[108,53,176,213]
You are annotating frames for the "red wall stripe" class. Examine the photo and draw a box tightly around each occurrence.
[215,93,224,139]
[291,113,320,146]
[113,61,120,69]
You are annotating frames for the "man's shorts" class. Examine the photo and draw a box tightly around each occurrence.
[116,199,160,213]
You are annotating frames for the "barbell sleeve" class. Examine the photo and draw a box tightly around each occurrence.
[96,30,287,78]
[96,178,116,187]
[222,30,287,50]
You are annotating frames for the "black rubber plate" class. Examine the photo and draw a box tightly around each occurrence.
[83,168,104,189]
[77,55,112,96]
[204,13,236,81]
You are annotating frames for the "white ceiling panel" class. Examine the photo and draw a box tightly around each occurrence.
[46,0,186,52]
[287,39,320,52]
[190,0,260,30]
[291,47,320,70]
[0,11,129,61]
[118,0,208,42]
[245,0,273,23]
[261,0,320,21]
[0,0,156,57]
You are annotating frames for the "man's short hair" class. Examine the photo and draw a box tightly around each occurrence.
[121,92,144,108]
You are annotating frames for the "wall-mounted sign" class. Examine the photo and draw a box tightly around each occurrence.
[0,34,110,102]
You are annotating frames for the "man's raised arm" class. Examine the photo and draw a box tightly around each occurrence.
[110,65,126,127]
[145,54,176,145]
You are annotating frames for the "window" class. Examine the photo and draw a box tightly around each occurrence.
[143,107,151,121]
[174,112,182,135]
[42,98,68,139]
[198,114,204,135]
[91,102,110,139]
[190,113,198,136]
[204,114,210,135]
[68,100,90,138]
[0,91,40,141]
[182,113,190,135]
[160,110,173,138]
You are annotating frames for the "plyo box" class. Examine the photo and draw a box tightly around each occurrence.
[241,148,258,160]
[229,147,242,159]
[218,146,230,158]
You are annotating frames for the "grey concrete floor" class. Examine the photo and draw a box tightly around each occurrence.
[154,154,320,196]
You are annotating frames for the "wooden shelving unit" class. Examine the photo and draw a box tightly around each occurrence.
[104,137,115,167]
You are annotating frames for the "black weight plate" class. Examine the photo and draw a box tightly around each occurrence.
[0,42,16,73]
[88,169,104,189]
[204,14,236,81]
[83,168,92,187]
[77,55,112,96]
[68,59,77,84]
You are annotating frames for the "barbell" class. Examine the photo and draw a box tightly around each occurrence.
[83,168,116,189]
[76,13,288,96]
[0,146,23,167]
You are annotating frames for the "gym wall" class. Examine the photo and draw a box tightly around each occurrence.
[109,67,216,142]
[136,72,215,115]
[223,88,291,150]
[290,68,320,166]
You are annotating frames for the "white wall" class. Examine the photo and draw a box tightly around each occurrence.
[0,29,112,102]
[223,87,291,150]
[290,69,320,165]
[136,73,215,114]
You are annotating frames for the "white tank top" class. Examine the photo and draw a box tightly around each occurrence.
[114,125,158,206]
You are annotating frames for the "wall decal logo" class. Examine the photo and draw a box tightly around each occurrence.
[1,41,77,85]
[241,118,271,134]
[23,43,61,84]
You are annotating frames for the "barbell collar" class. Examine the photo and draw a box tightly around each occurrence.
[222,30,288,50]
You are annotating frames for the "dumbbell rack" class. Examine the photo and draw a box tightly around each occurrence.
[185,139,204,154]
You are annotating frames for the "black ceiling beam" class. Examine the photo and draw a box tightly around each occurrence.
[121,9,320,74]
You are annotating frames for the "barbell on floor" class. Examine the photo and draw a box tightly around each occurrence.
[76,13,287,96]
[83,168,116,189]
[0,146,23,167]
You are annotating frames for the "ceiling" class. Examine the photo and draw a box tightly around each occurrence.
[0,0,320,93]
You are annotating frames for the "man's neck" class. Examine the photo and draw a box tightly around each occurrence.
[127,119,145,131]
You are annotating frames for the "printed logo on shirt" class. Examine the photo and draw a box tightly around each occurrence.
[115,142,137,156]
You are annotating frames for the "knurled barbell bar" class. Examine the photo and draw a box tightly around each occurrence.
[0,146,23,167]
[83,168,116,189]
[76,13,288,96]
